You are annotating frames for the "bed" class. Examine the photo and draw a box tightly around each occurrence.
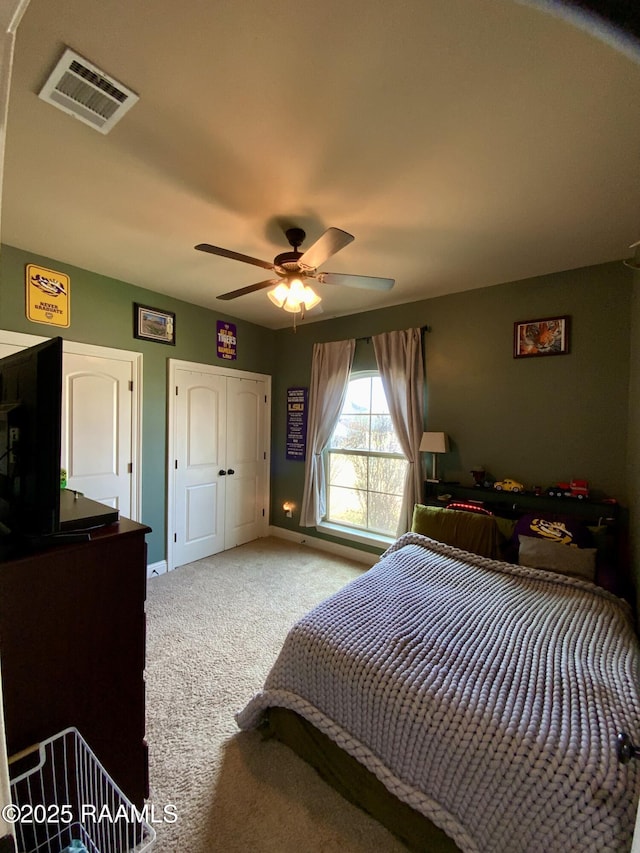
[236,531,640,852]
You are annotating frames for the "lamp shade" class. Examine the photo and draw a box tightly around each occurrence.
[419,432,449,454]
[267,282,290,308]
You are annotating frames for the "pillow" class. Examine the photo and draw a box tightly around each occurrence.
[513,513,594,549]
[411,504,500,558]
[518,535,597,582]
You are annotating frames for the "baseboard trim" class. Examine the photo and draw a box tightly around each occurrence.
[147,560,168,579]
[269,526,379,567]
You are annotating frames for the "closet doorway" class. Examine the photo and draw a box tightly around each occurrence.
[167,359,271,571]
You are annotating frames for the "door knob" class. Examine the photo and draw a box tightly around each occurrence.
[227,468,235,475]
[218,469,227,476]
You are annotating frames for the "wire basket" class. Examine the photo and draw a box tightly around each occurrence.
[8,727,155,853]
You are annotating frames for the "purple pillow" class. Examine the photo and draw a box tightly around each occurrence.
[513,513,594,549]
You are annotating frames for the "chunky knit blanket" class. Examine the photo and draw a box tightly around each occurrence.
[237,533,640,852]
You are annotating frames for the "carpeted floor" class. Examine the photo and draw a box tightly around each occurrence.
[145,536,407,852]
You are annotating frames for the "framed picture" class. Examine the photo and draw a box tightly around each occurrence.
[133,303,175,345]
[513,315,570,358]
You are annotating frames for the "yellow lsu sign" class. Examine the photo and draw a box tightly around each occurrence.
[26,264,70,327]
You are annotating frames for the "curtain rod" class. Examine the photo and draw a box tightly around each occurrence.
[356,325,431,343]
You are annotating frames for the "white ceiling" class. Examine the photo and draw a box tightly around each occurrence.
[3,0,640,329]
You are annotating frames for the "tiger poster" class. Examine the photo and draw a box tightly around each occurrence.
[26,263,70,327]
[513,315,569,358]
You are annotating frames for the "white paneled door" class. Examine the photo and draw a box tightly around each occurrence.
[173,369,227,564]
[62,352,134,517]
[170,363,269,570]
[225,377,267,548]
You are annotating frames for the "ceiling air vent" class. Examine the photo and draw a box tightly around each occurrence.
[38,48,139,134]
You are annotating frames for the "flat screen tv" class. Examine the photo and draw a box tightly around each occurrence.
[0,336,63,540]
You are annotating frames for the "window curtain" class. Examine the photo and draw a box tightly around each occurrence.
[299,338,355,527]
[372,328,425,536]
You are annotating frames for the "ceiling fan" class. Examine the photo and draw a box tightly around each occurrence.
[195,226,394,314]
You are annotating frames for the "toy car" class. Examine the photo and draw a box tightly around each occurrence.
[493,478,524,493]
[547,480,589,499]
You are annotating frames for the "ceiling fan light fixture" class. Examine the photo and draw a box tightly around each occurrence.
[283,279,305,312]
[286,279,322,312]
[269,277,322,313]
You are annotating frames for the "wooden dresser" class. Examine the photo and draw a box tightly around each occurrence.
[0,518,150,807]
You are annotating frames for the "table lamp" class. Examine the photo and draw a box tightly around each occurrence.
[419,432,450,482]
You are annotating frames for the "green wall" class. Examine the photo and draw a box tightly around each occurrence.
[271,261,634,556]
[0,244,275,563]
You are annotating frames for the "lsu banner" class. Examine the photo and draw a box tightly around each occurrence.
[26,264,70,327]
[286,387,308,460]
[216,320,237,360]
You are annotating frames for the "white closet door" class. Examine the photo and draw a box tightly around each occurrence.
[225,377,266,548]
[173,369,227,566]
[62,352,133,516]
[169,362,269,570]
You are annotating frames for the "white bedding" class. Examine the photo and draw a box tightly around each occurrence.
[237,532,640,852]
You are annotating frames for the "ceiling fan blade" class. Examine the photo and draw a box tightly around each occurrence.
[317,272,395,291]
[217,279,280,301]
[298,228,354,271]
[195,243,274,272]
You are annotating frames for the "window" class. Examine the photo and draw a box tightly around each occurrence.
[325,373,407,537]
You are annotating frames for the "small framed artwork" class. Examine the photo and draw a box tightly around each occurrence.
[513,315,570,358]
[133,303,175,345]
